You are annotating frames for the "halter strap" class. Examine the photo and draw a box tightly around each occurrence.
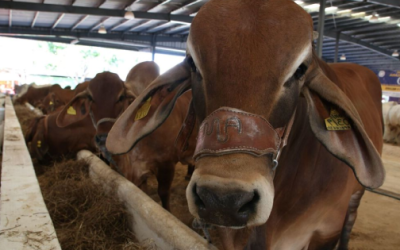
[193,107,296,171]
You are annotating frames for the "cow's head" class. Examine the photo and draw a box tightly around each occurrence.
[41,92,64,114]
[56,72,133,147]
[106,0,384,234]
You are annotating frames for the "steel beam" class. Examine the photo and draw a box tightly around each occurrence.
[362,0,400,9]
[334,32,340,63]
[9,10,12,27]
[324,30,396,59]
[0,1,193,23]
[0,26,187,43]
[316,0,327,57]
[31,12,40,28]
[52,14,65,29]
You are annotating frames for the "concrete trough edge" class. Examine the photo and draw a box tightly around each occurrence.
[77,150,216,250]
[0,96,61,250]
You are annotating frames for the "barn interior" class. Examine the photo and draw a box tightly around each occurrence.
[1,0,400,250]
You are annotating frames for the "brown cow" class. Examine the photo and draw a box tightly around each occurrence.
[40,81,90,114]
[26,111,96,162]
[106,0,385,249]
[57,64,194,210]
[14,84,62,107]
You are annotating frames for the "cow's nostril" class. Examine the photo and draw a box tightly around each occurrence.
[238,190,260,214]
[192,184,206,210]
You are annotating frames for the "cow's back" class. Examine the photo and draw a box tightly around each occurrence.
[45,112,96,156]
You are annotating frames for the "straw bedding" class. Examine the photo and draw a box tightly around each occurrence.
[14,104,154,250]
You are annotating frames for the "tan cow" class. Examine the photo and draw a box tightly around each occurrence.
[383,101,400,144]
[107,0,385,249]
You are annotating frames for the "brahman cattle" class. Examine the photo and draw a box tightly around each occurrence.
[40,81,90,114]
[26,111,96,162]
[383,101,400,144]
[14,84,61,107]
[57,62,194,211]
[106,0,385,249]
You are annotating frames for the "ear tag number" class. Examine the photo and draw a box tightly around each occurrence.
[37,140,42,148]
[325,109,351,131]
[49,101,54,105]
[135,97,152,121]
[67,106,77,115]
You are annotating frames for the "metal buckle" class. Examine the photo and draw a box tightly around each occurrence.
[272,159,279,171]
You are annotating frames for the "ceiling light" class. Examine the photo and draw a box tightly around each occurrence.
[295,1,304,5]
[124,7,134,20]
[325,7,338,15]
[351,12,366,18]
[304,4,320,13]
[392,50,399,57]
[369,12,379,22]
[340,54,346,61]
[70,39,79,45]
[398,23,400,27]
[379,16,391,23]
[98,25,107,34]
[337,9,352,16]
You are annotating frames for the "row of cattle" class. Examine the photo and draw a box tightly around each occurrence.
[15,61,193,211]
[383,101,400,144]
[11,0,389,245]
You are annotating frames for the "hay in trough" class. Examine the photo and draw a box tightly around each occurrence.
[38,159,152,250]
[14,104,41,137]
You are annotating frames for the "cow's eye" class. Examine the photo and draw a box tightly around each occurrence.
[87,95,94,102]
[118,95,125,102]
[187,57,197,72]
[294,64,308,80]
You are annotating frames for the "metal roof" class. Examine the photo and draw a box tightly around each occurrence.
[0,0,400,71]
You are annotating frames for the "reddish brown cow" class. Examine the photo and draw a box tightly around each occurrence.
[40,81,90,114]
[112,90,196,210]
[26,111,96,162]
[57,64,194,210]
[106,0,385,249]
[14,84,62,107]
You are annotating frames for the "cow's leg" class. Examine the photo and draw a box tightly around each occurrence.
[185,164,195,180]
[337,189,365,250]
[156,163,175,211]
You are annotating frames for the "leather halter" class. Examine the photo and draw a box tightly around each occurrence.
[192,107,296,170]
[89,109,125,177]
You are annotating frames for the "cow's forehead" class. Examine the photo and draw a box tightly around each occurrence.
[88,72,124,96]
[188,0,313,78]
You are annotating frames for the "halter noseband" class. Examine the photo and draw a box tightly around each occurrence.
[193,107,296,171]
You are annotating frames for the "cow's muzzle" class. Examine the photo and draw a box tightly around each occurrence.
[186,107,295,227]
[193,184,259,227]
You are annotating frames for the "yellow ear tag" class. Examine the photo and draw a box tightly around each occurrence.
[325,109,351,131]
[49,101,54,105]
[37,140,42,148]
[135,97,152,121]
[67,106,77,115]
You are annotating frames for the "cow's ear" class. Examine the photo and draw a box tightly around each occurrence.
[56,91,91,128]
[302,67,385,188]
[106,62,192,154]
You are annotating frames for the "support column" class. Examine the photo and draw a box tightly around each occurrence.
[317,0,326,57]
[334,31,341,63]
[151,34,156,61]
